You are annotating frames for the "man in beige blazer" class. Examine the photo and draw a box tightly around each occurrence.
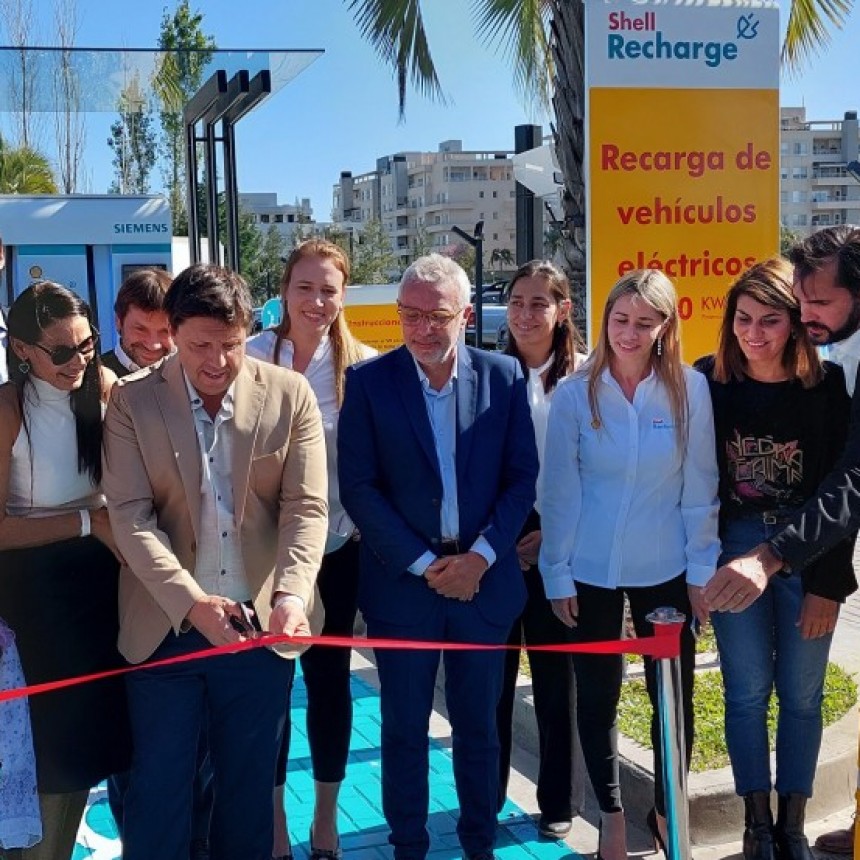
[102,264,328,860]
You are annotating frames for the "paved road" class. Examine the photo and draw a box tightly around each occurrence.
[71,575,860,859]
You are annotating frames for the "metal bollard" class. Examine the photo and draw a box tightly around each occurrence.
[646,606,691,860]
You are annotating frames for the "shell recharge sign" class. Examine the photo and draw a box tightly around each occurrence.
[585,0,780,360]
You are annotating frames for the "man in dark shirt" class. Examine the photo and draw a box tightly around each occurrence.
[101,268,173,377]
[704,225,860,854]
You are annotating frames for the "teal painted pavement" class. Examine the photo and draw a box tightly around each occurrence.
[73,670,579,859]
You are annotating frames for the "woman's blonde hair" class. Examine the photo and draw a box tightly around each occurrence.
[587,268,688,449]
[712,256,822,388]
[272,239,367,405]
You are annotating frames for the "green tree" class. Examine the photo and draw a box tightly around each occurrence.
[412,222,433,260]
[352,219,398,283]
[489,247,514,277]
[443,243,476,283]
[346,0,854,314]
[108,77,158,193]
[245,224,287,302]
[0,135,58,192]
[780,222,804,256]
[157,0,216,233]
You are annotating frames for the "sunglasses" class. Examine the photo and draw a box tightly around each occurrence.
[33,330,99,366]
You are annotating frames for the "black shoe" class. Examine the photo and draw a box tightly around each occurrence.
[463,853,496,860]
[538,816,573,839]
[309,824,343,859]
[743,791,776,860]
[774,794,814,860]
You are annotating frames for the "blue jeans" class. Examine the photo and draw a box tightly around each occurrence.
[713,516,836,797]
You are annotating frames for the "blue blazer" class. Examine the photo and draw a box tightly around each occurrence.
[338,345,538,628]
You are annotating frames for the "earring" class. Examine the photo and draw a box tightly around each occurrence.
[18,359,30,374]
[656,337,663,357]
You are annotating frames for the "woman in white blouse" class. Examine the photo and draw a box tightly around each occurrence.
[495,260,587,837]
[0,282,128,860]
[539,269,719,860]
[247,239,375,860]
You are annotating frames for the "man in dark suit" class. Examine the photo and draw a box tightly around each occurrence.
[101,268,173,377]
[338,253,538,860]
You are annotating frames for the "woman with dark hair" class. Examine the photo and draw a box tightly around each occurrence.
[247,239,375,859]
[540,269,720,860]
[495,260,586,837]
[696,258,856,860]
[0,282,129,860]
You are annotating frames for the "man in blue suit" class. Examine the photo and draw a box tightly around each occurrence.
[338,254,538,860]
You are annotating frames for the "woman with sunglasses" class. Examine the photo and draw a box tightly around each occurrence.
[247,239,375,859]
[696,258,856,860]
[0,282,130,859]
[496,260,587,837]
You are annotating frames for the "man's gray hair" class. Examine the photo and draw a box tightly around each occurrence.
[398,253,471,307]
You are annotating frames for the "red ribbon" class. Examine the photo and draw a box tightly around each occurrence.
[0,626,682,704]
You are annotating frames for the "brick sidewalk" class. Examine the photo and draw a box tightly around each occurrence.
[72,665,581,859]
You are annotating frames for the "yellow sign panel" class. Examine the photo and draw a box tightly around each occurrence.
[343,304,403,353]
[588,86,779,361]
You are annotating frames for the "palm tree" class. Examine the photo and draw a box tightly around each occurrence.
[345,0,853,307]
[0,135,59,193]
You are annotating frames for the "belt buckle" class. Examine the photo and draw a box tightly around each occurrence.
[762,512,777,525]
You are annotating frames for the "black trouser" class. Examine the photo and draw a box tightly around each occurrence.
[277,537,360,785]
[496,510,585,820]
[573,574,695,816]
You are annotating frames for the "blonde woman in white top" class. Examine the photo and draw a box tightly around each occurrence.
[539,269,720,860]
[247,240,375,860]
[495,261,588,838]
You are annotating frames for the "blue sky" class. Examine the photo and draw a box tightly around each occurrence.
[3,0,858,220]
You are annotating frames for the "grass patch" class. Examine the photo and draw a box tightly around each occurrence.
[617,662,857,772]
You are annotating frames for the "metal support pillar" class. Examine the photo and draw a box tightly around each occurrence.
[515,124,543,265]
[647,606,692,860]
[183,69,271,273]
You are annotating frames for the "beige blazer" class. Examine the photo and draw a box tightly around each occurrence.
[102,353,328,664]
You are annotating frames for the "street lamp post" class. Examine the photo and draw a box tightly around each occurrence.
[453,220,484,347]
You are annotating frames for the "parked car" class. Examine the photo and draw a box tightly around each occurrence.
[466,303,507,348]
[495,319,511,352]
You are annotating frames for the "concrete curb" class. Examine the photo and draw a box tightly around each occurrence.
[509,670,858,845]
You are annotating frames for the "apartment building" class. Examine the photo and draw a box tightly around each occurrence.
[780,107,860,236]
[239,192,328,244]
[333,140,518,269]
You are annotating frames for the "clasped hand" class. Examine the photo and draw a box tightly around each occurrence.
[425,551,487,601]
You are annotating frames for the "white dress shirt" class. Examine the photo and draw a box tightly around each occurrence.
[113,341,140,374]
[539,364,720,598]
[184,374,250,603]
[246,329,376,553]
[407,354,496,576]
[526,352,586,514]
[822,327,860,396]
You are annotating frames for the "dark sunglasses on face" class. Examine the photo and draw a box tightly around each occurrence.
[33,330,99,366]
